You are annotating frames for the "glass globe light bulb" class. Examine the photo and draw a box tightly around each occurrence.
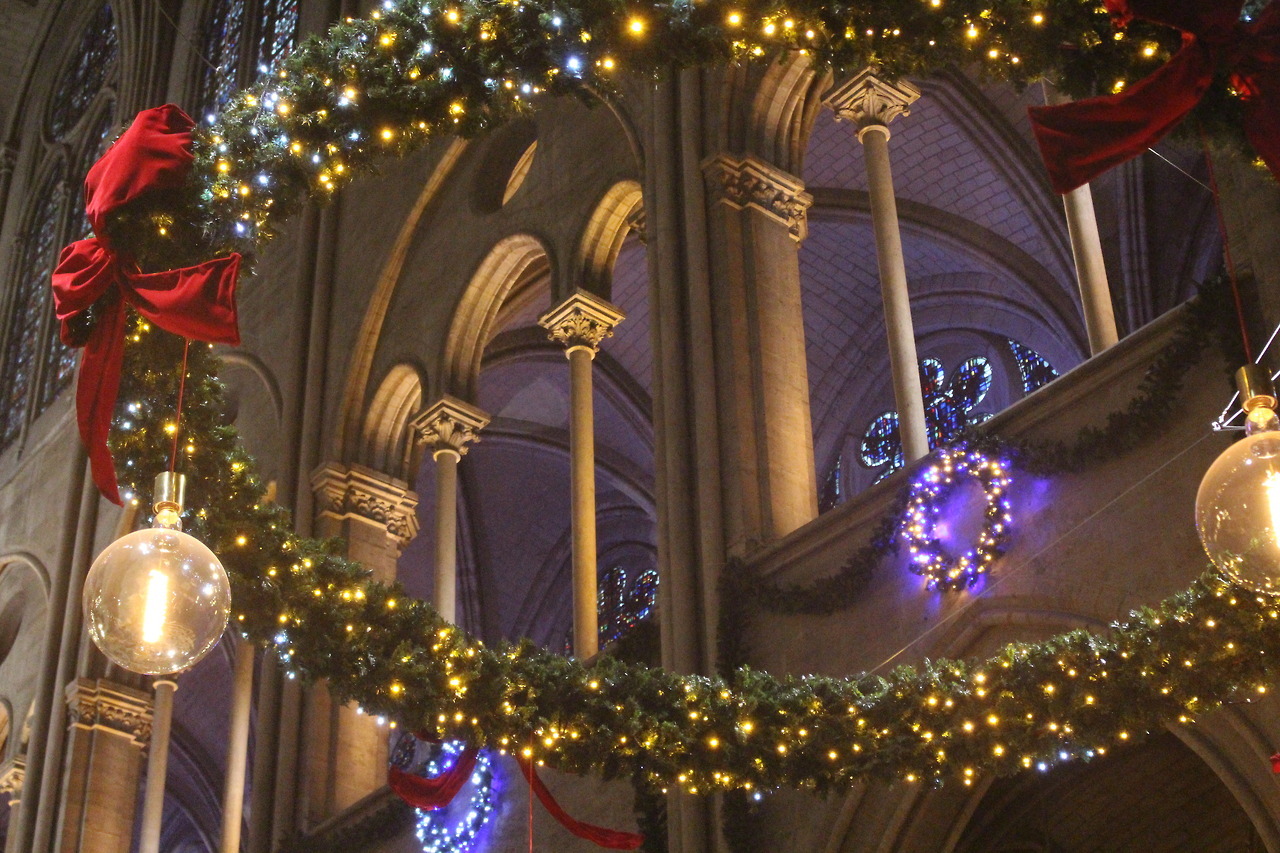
[1197,369,1280,593]
[84,473,231,675]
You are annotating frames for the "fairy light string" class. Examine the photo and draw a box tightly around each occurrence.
[93,0,1280,802]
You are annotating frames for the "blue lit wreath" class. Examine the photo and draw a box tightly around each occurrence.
[390,733,496,853]
[901,445,1013,591]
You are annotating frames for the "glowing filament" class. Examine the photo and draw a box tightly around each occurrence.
[143,569,169,644]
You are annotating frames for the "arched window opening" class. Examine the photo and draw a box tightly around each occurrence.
[199,0,248,120]
[1,168,65,449]
[819,340,1058,503]
[46,4,118,140]
[198,0,299,122]
[256,0,299,74]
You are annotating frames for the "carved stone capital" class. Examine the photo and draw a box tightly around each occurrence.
[538,290,626,354]
[0,756,25,798]
[702,154,812,242]
[311,463,420,548]
[411,396,490,458]
[65,679,152,747]
[824,68,921,138]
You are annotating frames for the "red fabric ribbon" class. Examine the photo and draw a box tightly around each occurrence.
[388,748,480,809]
[515,756,645,850]
[51,104,240,504]
[1028,0,1280,194]
[1270,752,1280,773]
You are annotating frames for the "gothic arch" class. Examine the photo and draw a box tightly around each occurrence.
[440,232,552,401]
[720,54,828,177]
[358,363,424,484]
[333,138,469,461]
[575,180,643,299]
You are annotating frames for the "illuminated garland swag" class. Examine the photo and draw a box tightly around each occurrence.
[111,300,1275,797]
[96,0,1280,799]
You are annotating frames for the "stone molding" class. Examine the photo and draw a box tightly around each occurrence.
[823,68,921,136]
[411,396,490,458]
[0,756,24,797]
[702,154,812,242]
[0,145,17,180]
[624,205,647,244]
[65,679,152,747]
[311,462,420,548]
[538,290,626,353]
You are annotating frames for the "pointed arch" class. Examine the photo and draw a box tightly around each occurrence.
[440,233,552,400]
[359,363,424,484]
[576,180,643,298]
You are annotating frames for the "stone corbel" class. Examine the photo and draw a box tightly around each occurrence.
[65,679,152,747]
[311,463,420,549]
[702,154,813,242]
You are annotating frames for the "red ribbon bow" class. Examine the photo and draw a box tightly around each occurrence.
[51,104,241,505]
[1028,0,1280,194]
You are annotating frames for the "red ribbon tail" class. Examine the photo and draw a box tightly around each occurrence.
[1242,87,1280,188]
[1028,44,1216,193]
[78,298,127,505]
[515,757,644,850]
[388,748,479,810]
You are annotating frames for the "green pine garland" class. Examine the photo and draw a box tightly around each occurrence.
[93,0,1280,799]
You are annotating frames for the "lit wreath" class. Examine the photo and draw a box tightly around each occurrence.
[901,445,1013,591]
[391,734,496,853]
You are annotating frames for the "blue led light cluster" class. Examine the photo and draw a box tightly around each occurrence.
[900,445,1013,591]
[391,735,496,853]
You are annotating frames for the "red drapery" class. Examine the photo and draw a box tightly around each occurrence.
[1028,0,1280,194]
[50,104,240,504]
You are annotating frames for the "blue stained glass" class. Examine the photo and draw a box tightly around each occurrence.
[199,0,248,120]
[597,565,659,645]
[2,169,65,448]
[257,0,299,73]
[1008,339,1059,394]
[48,5,118,139]
[859,356,993,482]
[819,456,843,513]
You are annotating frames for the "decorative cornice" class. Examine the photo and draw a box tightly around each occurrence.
[538,290,626,354]
[411,396,490,458]
[702,154,812,242]
[311,463,420,548]
[0,756,25,797]
[65,679,152,747]
[823,68,921,137]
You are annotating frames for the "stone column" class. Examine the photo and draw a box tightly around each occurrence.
[57,679,151,853]
[702,153,819,549]
[220,638,254,853]
[539,291,625,659]
[411,397,490,624]
[1043,84,1120,354]
[0,757,24,853]
[825,69,930,463]
[307,464,418,821]
[138,680,176,853]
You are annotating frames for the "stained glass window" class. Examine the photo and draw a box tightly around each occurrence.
[47,4,118,140]
[199,0,248,121]
[819,456,843,513]
[597,566,658,645]
[2,169,65,448]
[1008,339,1059,394]
[859,356,993,482]
[256,0,299,74]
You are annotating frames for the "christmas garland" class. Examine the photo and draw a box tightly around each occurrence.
[92,0,1280,801]
[107,307,1276,797]
[111,0,1260,273]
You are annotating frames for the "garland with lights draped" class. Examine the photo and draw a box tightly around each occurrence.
[92,0,1280,798]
